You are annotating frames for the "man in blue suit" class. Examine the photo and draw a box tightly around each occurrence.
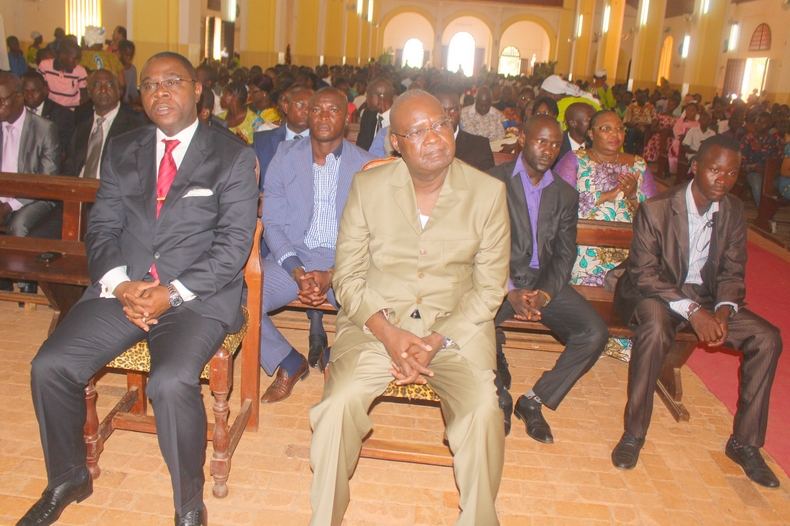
[260,87,377,403]
[251,86,313,191]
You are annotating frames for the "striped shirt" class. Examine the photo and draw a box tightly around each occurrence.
[38,58,87,110]
[304,153,341,250]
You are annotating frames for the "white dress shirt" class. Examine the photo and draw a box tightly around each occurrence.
[285,125,309,141]
[79,103,120,178]
[99,118,201,302]
[569,135,583,151]
[1,109,27,211]
[668,183,738,319]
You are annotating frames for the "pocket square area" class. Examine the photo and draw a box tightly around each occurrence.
[183,188,214,197]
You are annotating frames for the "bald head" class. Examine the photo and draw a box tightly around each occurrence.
[0,72,24,123]
[565,102,596,143]
[0,72,23,93]
[522,114,562,138]
[366,77,395,113]
[309,87,347,112]
[475,87,492,116]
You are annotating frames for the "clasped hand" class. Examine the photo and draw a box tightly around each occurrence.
[115,280,172,332]
[508,288,548,321]
[689,307,730,347]
[296,269,333,307]
[381,327,444,386]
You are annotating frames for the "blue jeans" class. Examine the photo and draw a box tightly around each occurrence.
[746,171,763,207]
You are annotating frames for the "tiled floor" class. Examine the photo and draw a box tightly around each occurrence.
[0,301,789,525]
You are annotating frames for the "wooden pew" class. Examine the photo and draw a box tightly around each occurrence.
[344,122,360,144]
[752,158,785,233]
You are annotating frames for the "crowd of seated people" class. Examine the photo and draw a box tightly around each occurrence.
[3,31,790,525]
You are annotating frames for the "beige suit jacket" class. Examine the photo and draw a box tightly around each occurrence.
[331,158,511,371]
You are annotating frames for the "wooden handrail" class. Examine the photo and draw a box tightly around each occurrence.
[0,173,99,202]
[576,219,632,248]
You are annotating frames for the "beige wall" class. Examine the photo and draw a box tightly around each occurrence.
[1,0,66,50]
[382,12,435,65]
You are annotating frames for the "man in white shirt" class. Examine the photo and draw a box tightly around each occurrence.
[20,52,259,526]
[682,110,717,161]
[555,102,595,167]
[611,135,782,490]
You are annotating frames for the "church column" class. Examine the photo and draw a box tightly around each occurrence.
[570,0,595,80]
[556,0,576,75]
[628,0,667,91]
[682,0,728,100]
[295,0,320,65]
[239,0,278,67]
[128,0,181,70]
[597,0,626,83]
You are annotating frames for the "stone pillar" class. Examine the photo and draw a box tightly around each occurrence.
[571,0,595,81]
[599,0,626,83]
[683,0,728,101]
[628,0,667,91]
[556,0,577,75]
[239,0,279,68]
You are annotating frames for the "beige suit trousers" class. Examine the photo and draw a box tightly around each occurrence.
[309,344,504,526]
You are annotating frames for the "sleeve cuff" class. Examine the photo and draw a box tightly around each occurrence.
[171,279,197,302]
[715,302,739,315]
[668,298,694,320]
[99,266,130,298]
[280,255,305,276]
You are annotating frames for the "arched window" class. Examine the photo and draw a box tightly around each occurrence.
[447,32,476,77]
[402,38,425,69]
[497,46,521,77]
[749,24,771,52]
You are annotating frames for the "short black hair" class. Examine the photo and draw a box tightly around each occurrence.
[224,81,248,102]
[6,36,19,46]
[58,39,81,58]
[20,70,46,87]
[531,96,559,117]
[117,40,135,54]
[115,26,127,39]
[197,87,215,112]
[144,52,196,80]
[697,134,741,161]
[249,73,273,92]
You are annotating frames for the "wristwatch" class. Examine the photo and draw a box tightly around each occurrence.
[167,283,184,307]
[291,265,306,281]
[686,302,701,318]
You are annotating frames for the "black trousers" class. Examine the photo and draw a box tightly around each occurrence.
[30,298,226,515]
[624,285,782,446]
[495,284,609,410]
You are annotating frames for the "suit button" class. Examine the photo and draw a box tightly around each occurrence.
[154,252,160,259]
[419,249,426,255]
[394,318,401,324]
[416,297,422,304]
[418,272,424,279]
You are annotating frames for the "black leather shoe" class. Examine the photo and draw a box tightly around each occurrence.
[308,334,328,369]
[612,432,646,470]
[514,395,553,444]
[494,372,513,436]
[725,436,780,488]
[496,338,512,390]
[175,508,207,526]
[17,469,92,526]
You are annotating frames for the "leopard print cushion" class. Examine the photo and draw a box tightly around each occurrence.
[380,380,441,402]
[105,307,250,379]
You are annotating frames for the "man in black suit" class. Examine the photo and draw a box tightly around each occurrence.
[488,115,609,439]
[611,135,782,487]
[19,52,259,526]
[432,84,495,172]
[251,85,313,190]
[64,69,145,177]
[554,102,595,167]
[355,77,393,151]
[20,70,75,154]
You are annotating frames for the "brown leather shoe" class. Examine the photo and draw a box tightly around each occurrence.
[261,357,309,403]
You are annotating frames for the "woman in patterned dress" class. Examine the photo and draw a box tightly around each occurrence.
[643,98,679,162]
[219,81,264,146]
[553,110,659,361]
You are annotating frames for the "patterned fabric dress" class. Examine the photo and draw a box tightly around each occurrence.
[643,113,677,162]
[553,150,658,361]
[219,108,264,146]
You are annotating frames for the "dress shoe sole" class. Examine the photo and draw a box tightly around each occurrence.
[513,409,554,444]
[260,368,310,404]
[725,446,780,488]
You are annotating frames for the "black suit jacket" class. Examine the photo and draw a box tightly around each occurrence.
[356,108,378,151]
[488,159,579,300]
[64,107,145,176]
[614,183,747,326]
[39,99,76,153]
[83,122,260,331]
[456,129,495,172]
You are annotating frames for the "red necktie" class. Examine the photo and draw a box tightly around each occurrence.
[151,139,180,281]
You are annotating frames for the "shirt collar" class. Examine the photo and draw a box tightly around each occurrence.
[95,103,120,125]
[380,108,391,124]
[685,181,719,218]
[513,154,554,190]
[314,141,344,164]
[156,117,200,144]
[285,125,309,141]
[34,101,46,115]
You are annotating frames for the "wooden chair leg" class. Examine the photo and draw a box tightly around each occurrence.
[128,373,148,415]
[754,198,781,232]
[209,347,232,499]
[656,341,698,422]
[84,378,103,479]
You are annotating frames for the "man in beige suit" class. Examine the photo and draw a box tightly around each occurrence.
[309,90,511,526]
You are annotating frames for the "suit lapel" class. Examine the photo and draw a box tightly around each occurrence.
[17,111,34,171]
[536,180,558,264]
[335,140,355,222]
[423,160,463,231]
[671,184,690,281]
[136,129,158,231]
[390,160,422,236]
[507,163,532,246]
[157,123,210,225]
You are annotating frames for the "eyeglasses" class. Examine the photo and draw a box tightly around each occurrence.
[139,78,196,95]
[391,119,453,142]
[593,125,626,134]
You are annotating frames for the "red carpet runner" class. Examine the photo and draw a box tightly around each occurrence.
[686,241,790,477]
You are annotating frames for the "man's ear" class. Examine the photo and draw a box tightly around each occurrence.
[691,159,698,177]
[390,132,400,154]
[517,131,526,149]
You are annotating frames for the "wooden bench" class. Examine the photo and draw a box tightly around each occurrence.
[272,219,699,466]
[0,172,262,497]
[752,158,785,234]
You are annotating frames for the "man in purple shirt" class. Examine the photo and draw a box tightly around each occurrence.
[487,115,609,439]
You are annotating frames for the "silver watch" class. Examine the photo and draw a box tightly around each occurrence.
[167,283,184,307]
